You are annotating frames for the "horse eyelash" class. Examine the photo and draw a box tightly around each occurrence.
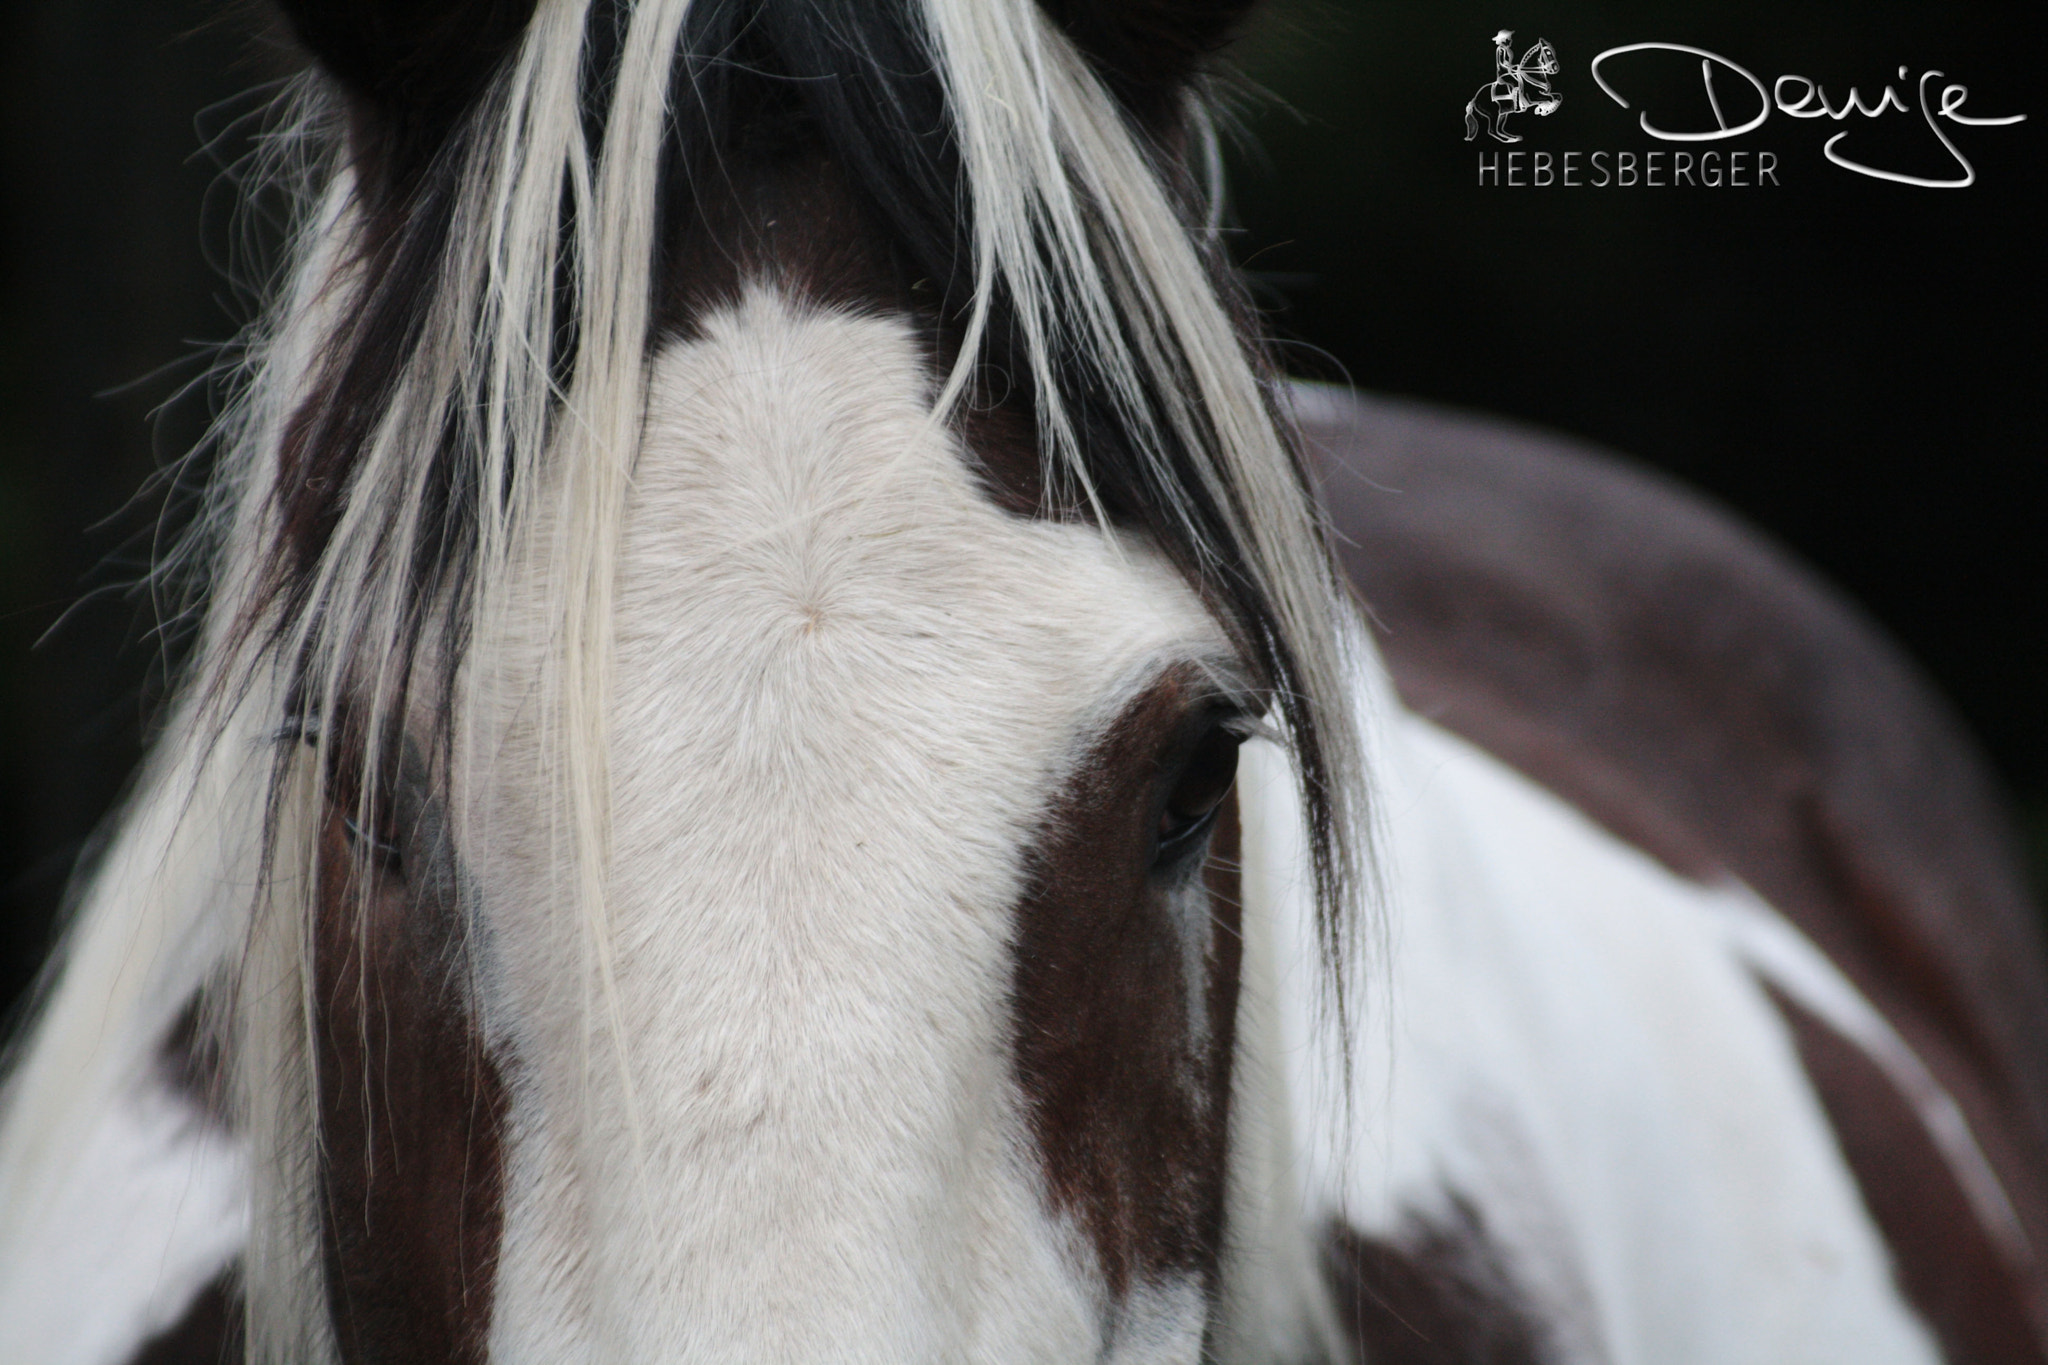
[273,714,322,749]
[340,813,402,865]
[1221,711,1279,746]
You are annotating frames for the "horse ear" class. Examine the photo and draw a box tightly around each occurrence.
[273,0,542,193]
[1038,0,1261,121]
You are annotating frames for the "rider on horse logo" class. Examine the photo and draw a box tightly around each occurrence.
[1465,29,1562,142]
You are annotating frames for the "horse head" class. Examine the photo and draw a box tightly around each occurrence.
[227,0,1363,1359]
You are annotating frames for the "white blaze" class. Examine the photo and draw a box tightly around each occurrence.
[472,290,1226,1362]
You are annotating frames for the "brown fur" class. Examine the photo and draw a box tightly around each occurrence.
[1768,985,2046,1364]
[158,993,232,1134]
[649,96,1063,524]
[1010,665,1245,1302]
[272,0,541,201]
[311,741,507,1363]
[1300,386,2048,1359]
[1322,1199,1553,1365]
[122,1272,245,1365]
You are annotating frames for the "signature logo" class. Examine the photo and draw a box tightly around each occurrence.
[1589,44,2026,187]
[1465,30,1564,143]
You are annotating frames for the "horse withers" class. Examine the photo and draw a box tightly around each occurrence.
[0,1,2043,1362]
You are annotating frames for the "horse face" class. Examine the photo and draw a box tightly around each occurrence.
[276,2,1293,1357]
[431,290,1251,1359]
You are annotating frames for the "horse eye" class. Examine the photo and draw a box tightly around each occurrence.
[341,810,404,872]
[284,712,405,872]
[278,713,321,749]
[1156,723,1242,863]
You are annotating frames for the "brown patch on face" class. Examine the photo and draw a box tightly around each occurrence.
[657,146,909,338]
[312,743,507,1364]
[1010,665,1246,1305]
[1764,984,2048,1365]
[647,87,1065,524]
[1322,1200,1554,1365]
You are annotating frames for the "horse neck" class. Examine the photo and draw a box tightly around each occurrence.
[0,678,269,1268]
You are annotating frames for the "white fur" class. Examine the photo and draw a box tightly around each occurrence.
[0,1074,245,1365]
[1707,889,2031,1269]
[465,292,1967,1362]
[0,0,2003,1354]
[469,293,1230,1361]
[201,9,1367,1346]
[0,296,1990,1360]
[0,287,1985,1363]
[1238,646,1947,1364]
[0,683,272,1363]
[918,0,1365,877]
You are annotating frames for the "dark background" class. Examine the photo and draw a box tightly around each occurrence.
[0,0,2040,1019]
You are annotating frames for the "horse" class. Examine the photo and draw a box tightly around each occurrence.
[1465,33,1564,144]
[1,1,2045,1362]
